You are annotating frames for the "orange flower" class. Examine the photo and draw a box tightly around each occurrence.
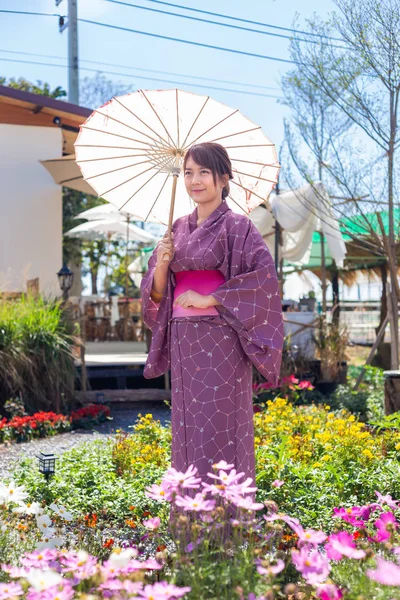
[84,513,98,528]
[125,519,137,529]
[129,505,136,511]
[142,511,152,518]
[156,544,166,552]
[103,538,114,548]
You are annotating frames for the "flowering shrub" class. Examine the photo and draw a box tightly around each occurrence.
[252,375,314,409]
[0,412,70,443]
[70,404,111,429]
[254,398,400,529]
[112,414,171,477]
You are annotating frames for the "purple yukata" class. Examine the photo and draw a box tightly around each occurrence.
[141,201,283,485]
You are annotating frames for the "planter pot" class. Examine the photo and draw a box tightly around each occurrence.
[384,370,400,415]
[315,380,339,396]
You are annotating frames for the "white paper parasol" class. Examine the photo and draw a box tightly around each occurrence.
[75,89,280,232]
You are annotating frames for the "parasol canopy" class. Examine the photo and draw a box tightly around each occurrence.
[74,88,280,228]
[65,219,156,244]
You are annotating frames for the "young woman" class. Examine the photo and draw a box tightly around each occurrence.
[141,142,283,487]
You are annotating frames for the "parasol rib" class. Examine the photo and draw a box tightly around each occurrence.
[180,96,209,149]
[120,167,165,211]
[176,89,180,149]
[231,157,280,168]
[92,108,175,150]
[84,158,151,182]
[207,126,262,144]
[183,109,239,149]
[113,96,173,148]
[77,153,155,163]
[144,173,170,222]
[80,124,158,148]
[227,194,249,215]
[98,165,156,197]
[224,143,274,149]
[140,89,177,149]
[230,179,270,204]
[232,168,279,185]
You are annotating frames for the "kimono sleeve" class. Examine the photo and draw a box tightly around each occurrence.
[211,219,283,386]
[140,246,174,379]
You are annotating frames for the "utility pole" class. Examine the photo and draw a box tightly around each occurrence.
[56,0,79,105]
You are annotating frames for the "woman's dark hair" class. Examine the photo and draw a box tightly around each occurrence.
[183,142,233,200]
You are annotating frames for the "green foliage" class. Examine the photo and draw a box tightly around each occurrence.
[0,295,76,412]
[0,76,66,99]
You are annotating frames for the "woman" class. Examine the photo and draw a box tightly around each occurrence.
[141,142,283,486]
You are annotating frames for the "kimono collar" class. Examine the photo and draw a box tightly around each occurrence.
[188,200,230,234]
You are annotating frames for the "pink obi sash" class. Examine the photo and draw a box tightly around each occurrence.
[172,270,225,318]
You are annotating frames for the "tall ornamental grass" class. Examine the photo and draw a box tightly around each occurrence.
[0,295,76,412]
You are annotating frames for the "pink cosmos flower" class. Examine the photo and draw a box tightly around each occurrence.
[137,582,191,599]
[0,582,24,600]
[143,517,161,530]
[212,460,234,471]
[162,465,201,491]
[373,512,398,543]
[281,375,299,386]
[232,496,264,511]
[21,549,58,569]
[146,483,173,502]
[60,551,98,579]
[297,528,327,546]
[175,493,215,512]
[333,505,370,527]
[325,532,366,560]
[272,480,284,488]
[375,491,399,510]
[256,558,285,576]
[367,556,400,586]
[316,583,343,600]
[40,583,74,600]
[291,547,331,585]
[264,512,303,536]
[298,380,314,390]
[1,565,30,578]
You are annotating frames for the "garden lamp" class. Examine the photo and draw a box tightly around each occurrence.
[57,265,74,301]
[37,452,58,481]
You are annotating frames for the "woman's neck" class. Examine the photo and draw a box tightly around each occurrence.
[196,197,223,224]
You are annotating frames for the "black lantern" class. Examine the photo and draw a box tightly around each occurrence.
[57,265,74,301]
[37,452,58,481]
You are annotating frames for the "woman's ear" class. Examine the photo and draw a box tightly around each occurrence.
[220,174,229,188]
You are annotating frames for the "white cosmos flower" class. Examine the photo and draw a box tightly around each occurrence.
[109,548,138,567]
[25,569,63,590]
[0,481,28,505]
[49,503,73,521]
[36,536,65,550]
[36,514,53,533]
[13,501,43,515]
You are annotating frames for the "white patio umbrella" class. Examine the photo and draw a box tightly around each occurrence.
[65,219,156,295]
[75,88,280,234]
[75,203,160,223]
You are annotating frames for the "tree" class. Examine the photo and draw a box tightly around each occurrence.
[80,73,132,108]
[0,76,66,99]
[284,0,400,368]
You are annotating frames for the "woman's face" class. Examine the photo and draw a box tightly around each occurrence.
[183,157,225,204]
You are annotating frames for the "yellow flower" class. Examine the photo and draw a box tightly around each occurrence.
[395,443,400,451]
[362,449,374,460]
[321,455,331,462]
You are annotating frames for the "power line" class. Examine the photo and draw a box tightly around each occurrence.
[79,18,296,65]
[0,56,283,99]
[0,47,281,92]
[142,0,345,43]
[0,9,62,17]
[102,0,347,49]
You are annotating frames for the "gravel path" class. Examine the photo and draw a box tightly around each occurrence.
[0,403,171,479]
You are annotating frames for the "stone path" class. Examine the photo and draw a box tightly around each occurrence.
[0,403,171,479]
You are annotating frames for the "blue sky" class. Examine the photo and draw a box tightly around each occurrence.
[0,0,337,149]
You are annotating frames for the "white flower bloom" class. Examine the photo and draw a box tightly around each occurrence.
[36,536,65,550]
[109,548,138,567]
[36,514,53,533]
[49,503,73,521]
[0,481,28,505]
[26,569,63,590]
[13,502,43,515]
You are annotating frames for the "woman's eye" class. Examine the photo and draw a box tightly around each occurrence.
[201,170,209,174]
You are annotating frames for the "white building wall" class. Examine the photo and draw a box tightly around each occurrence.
[0,125,62,296]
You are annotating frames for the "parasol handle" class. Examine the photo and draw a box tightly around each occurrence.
[163,169,179,262]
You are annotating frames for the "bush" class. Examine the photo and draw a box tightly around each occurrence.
[0,296,76,412]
